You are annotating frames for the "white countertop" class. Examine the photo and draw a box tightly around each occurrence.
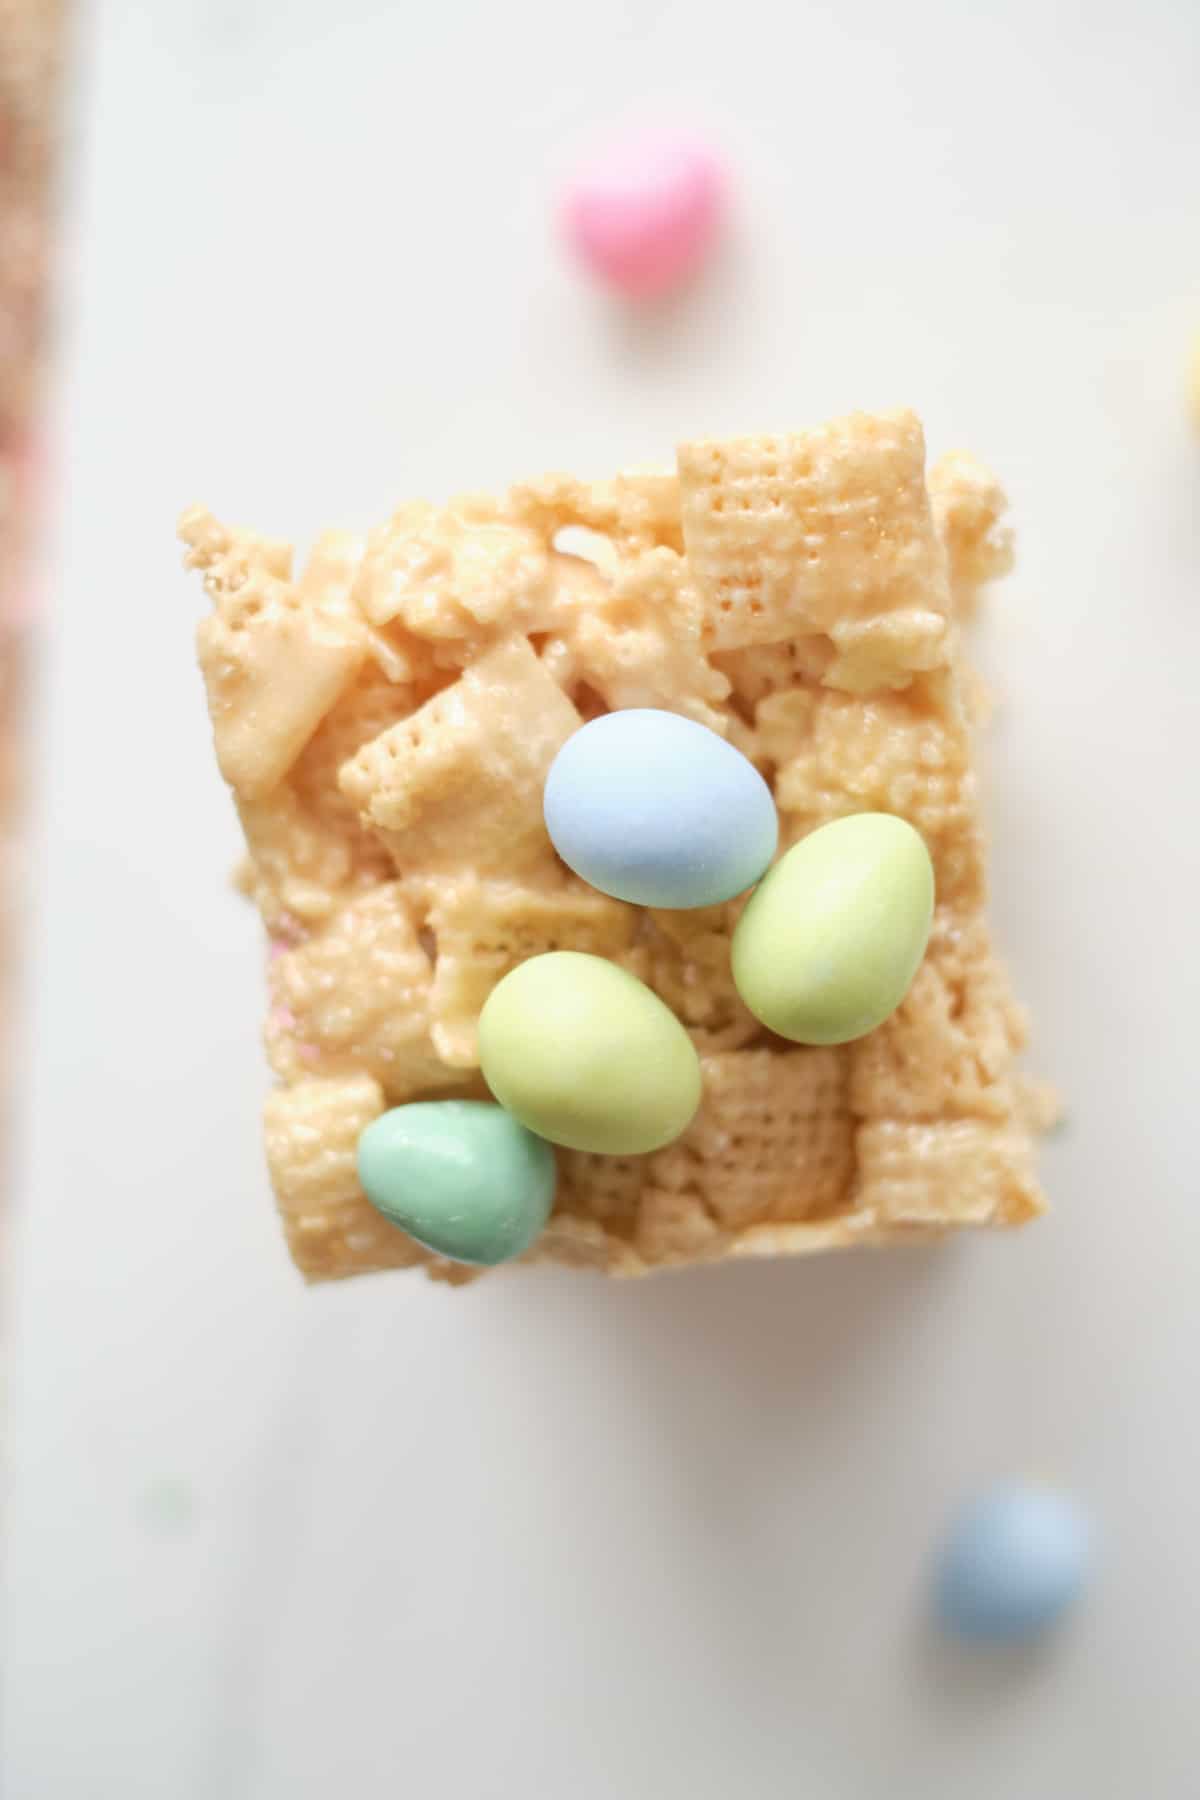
[6,1,1200,1794]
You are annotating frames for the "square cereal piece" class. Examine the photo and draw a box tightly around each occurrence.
[646,1047,855,1235]
[339,636,581,877]
[677,410,950,686]
[181,509,369,801]
[756,674,984,910]
[426,876,637,1067]
[183,407,1049,1285]
[288,660,441,854]
[559,1047,854,1268]
[234,659,428,934]
[853,1118,1042,1229]
[556,1152,646,1238]
[849,912,1027,1124]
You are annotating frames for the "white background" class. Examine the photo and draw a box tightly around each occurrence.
[5,1,1199,1795]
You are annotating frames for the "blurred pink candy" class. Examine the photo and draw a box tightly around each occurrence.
[561,130,726,298]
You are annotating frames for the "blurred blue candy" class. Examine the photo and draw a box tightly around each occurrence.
[934,1482,1093,1642]
[544,709,778,909]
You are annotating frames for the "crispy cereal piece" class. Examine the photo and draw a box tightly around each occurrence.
[559,547,730,731]
[648,1047,854,1231]
[289,660,440,852]
[263,1073,422,1278]
[241,655,440,940]
[853,1117,1042,1228]
[181,508,369,800]
[525,1209,639,1273]
[426,875,636,1067]
[677,410,951,687]
[633,1188,727,1264]
[555,1152,646,1238]
[339,636,582,877]
[266,881,466,1099]
[711,635,838,711]
[236,782,384,933]
[930,450,1014,618]
[262,1073,480,1284]
[351,506,557,661]
[559,1048,854,1263]
[505,467,685,554]
[619,904,760,1053]
[757,673,984,909]
[235,655,435,932]
[849,911,1026,1123]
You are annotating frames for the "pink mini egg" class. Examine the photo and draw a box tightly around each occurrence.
[561,129,726,298]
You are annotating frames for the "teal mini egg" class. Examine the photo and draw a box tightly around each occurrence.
[543,708,778,909]
[356,1100,556,1266]
[731,812,934,1045]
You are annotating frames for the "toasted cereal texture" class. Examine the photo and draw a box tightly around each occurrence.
[339,635,581,878]
[289,662,437,855]
[350,506,556,659]
[235,781,381,933]
[848,911,1027,1124]
[618,904,760,1053]
[853,1118,1042,1227]
[929,451,1015,618]
[263,1072,419,1278]
[261,1073,481,1285]
[266,881,465,1099]
[645,1046,853,1232]
[677,410,950,686]
[504,467,685,555]
[425,876,637,1067]
[181,508,368,801]
[183,408,1049,1281]
[554,547,731,732]
[756,674,984,909]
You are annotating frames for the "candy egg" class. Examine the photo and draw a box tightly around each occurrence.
[934,1484,1093,1642]
[544,710,777,909]
[356,1100,555,1266]
[478,951,701,1155]
[731,812,934,1045]
[560,129,726,298]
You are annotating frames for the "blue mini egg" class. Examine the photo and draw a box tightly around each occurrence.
[933,1483,1093,1643]
[544,709,778,909]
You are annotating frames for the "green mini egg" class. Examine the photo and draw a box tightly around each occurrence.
[356,1100,556,1266]
[731,813,934,1045]
[478,951,702,1155]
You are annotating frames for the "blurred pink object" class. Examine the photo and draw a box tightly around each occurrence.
[561,129,726,298]
[1,436,41,628]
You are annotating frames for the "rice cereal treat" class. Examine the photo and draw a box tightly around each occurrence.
[181,409,1050,1284]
